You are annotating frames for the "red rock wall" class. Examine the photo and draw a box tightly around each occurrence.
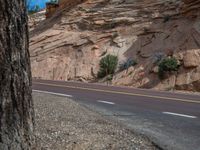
[58,0,86,10]
[46,3,59,18]
[46,0,86,18]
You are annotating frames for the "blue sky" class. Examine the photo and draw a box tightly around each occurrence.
[27,0,50,10]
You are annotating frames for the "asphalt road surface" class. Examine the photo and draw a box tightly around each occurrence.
[33,79,200,150]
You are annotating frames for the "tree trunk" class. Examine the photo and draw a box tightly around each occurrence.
[0,0,34,150]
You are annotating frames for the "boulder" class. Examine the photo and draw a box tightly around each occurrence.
[154,75,176,91]
[173,52,184,61]
[183,49,200,68]
[176,66,200,91]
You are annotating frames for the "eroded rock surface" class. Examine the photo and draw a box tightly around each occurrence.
[30,0,200,91]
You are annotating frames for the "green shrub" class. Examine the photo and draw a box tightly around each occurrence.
[119,59,137,71]
[158,57,179,79]
[98,54,118,78]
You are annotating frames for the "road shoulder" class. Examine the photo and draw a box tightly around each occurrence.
[33,91,158,150]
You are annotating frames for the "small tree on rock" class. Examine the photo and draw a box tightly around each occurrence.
[158,57,179,79]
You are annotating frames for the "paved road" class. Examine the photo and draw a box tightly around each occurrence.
[33,79,200,150]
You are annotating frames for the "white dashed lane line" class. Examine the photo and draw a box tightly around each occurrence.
[98,100,115,105]
[33,90,73,98]
[33,89,198,119]
[163,112,197,119]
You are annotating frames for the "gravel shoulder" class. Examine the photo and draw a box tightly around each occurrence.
[33,92,159,150]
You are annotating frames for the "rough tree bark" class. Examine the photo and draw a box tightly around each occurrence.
[0,0,34,150]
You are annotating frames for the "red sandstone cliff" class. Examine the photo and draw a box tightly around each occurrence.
[29,0,200,92]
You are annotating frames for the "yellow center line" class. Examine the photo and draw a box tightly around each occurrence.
[33,82,200,104]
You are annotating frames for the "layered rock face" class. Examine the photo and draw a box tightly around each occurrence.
[30,0,200,91]
[58,0,87,9]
